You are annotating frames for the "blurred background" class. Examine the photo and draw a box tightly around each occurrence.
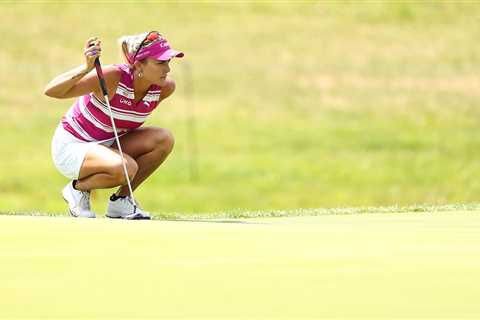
[1,1,479,215]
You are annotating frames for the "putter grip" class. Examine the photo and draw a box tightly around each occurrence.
[94,58,109,97]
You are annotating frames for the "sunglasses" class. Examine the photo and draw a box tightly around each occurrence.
[132,31,162,62]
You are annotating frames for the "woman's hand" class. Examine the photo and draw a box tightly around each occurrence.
[84,37,102,71]
[44,37,120,99]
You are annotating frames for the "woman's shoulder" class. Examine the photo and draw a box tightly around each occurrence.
[93,65,123,98]
[111,63,133,86]
[96,64,122,79]
[113,63,131,74]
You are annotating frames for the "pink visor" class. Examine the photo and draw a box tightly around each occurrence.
[134,36,184,62]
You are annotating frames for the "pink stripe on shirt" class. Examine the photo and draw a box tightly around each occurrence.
[61,64,162,142]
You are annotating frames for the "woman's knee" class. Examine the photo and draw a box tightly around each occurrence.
[110,157,138,185]
[151,128,175,154]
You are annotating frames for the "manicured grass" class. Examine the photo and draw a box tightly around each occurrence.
[1,211,480,319]
[1,2,480,215]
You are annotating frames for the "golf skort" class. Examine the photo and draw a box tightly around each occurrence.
[51,125,117,180]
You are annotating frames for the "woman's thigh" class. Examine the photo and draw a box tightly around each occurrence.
[78,144,136,179]
[112,127,174,158]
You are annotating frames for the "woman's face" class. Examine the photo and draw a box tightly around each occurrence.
[141,58,171,85]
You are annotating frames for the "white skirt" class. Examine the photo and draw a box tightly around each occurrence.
[51,125,116,180]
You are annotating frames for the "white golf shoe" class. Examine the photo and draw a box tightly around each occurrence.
[106,194,151,220]
[62,182,96,218]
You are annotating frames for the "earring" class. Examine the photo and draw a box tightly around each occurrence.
[138,72,143,78]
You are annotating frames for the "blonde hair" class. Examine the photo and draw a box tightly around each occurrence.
[118,32,149,65]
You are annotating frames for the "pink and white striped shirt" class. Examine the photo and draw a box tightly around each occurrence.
[61,64,162,142]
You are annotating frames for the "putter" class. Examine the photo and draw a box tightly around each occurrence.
[91,54,139,217]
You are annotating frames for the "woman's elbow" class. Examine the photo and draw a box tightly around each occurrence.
[43,87,63,99]
[43,89,53,97]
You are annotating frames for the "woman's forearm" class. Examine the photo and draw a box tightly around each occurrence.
[43,64,92,98]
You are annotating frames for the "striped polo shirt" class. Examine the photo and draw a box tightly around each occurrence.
[61,64,162,142]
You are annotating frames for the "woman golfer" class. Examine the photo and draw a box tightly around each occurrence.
[44,31,183,219]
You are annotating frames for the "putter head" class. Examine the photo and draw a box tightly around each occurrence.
[126,206,151,220]
[125,212,151,220]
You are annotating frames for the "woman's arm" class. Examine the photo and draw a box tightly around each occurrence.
[44,65,120,99]
[43,64,93,98]
[44,37,120,99]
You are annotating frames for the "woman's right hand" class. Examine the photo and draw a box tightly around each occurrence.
[84,37,102,71]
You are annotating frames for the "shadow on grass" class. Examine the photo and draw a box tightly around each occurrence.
[156,218,268,225]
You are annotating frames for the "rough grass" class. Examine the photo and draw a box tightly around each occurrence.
[1,2,480,215]
[2,203,480,221]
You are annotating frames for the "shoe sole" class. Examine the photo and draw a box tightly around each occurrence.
[106,213,151,220]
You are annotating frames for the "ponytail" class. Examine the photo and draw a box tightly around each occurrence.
[118,32,148,66]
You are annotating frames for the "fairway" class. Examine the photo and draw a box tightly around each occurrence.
[1,212,479,319]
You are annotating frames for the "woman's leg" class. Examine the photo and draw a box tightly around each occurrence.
[74,144,138,191]
[111,127,175,196]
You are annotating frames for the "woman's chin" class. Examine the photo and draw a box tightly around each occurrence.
[156,78,167,86]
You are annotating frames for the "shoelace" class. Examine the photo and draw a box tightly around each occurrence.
[80,191,91,210]
[115,196,134,210]
[122,196,144,215]
[126,196,141,214]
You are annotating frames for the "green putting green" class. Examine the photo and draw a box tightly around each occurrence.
[1,212,479,319]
